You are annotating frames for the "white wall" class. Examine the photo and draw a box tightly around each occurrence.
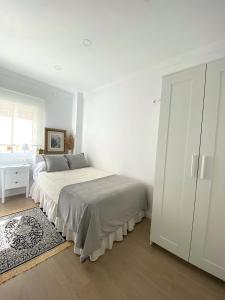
[72,92,84,154]
[83,72,161,215]
[82,40,225,215]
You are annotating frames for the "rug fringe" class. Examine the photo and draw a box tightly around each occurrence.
[0,241,73,285]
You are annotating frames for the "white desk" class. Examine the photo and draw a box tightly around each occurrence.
[0,164,30,204]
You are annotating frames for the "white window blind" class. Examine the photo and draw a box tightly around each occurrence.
[0,88,44,151]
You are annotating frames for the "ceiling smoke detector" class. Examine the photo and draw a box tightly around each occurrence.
[82,39,92,47]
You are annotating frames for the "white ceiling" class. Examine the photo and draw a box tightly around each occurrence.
[0,0,225,91]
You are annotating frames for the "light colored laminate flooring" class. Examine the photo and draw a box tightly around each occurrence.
[0,196,224,300]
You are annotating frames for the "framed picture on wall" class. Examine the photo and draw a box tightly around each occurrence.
[44,128,66,154]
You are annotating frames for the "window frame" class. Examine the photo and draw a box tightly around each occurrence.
[0,88,44,152]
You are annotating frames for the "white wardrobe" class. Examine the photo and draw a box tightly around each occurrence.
[150,58,225,281]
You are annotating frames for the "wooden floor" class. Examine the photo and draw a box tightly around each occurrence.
[0,195,38,217]
[0,196,225,300]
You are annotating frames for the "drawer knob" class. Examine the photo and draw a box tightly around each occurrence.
[15,181,18,184]
[15,171,18,174]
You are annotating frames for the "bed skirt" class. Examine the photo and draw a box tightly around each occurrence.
[30,182,145,261]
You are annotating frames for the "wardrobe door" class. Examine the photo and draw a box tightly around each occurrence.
[190,59,225,281]
[150,65,206,260]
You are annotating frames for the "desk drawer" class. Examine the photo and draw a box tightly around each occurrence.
[5,167,27,177]
[4,167,29,189]
[5,175,27,189]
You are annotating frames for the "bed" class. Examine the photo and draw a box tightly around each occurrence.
[30,156,148,262]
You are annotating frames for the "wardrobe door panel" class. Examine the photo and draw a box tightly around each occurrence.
[190,59,225,281]
[150,65,206,260]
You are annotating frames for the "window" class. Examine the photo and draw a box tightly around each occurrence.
[0,88,44,152]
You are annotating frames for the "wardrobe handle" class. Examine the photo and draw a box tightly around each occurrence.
[191,154,198,178]
[200,155,207,180]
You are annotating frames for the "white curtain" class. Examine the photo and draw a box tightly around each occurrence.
[0,88,44,150]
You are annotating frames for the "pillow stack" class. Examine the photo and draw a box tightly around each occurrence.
[43,153,89,172]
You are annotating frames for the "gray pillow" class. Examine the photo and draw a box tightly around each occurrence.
[64,153,89,170]
[43,155,69,172]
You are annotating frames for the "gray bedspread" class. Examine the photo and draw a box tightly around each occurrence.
[57,175,148,261]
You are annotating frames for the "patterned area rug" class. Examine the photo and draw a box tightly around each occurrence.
[0,207,72,284]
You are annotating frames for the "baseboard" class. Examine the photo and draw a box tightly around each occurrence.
[145,211,152,219]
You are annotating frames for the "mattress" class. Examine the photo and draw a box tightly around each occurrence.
[36,167,113,204]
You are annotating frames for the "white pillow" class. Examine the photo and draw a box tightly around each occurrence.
[33,161,46,181]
